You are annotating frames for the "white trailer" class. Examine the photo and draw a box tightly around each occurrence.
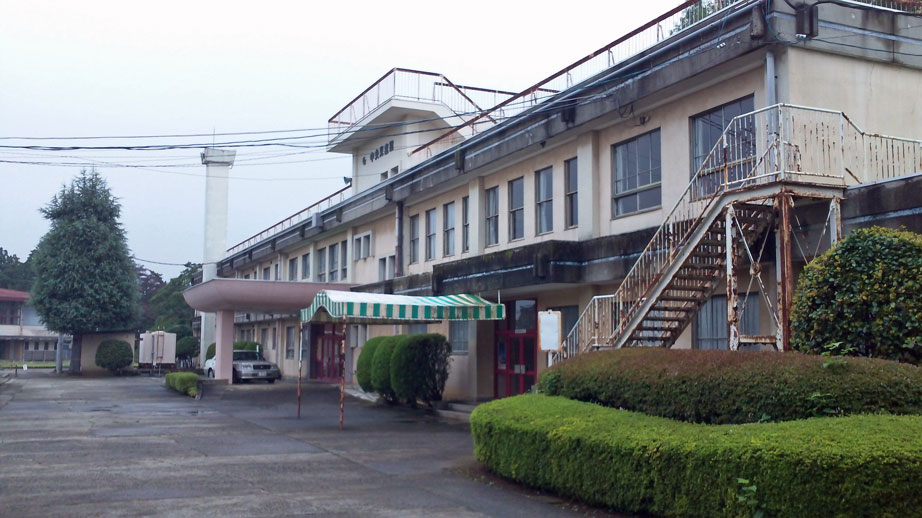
[139,331,176,368]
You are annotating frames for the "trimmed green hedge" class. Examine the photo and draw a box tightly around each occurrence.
[538,348,922,424]
[370,336,400,403]
[206,340,260,360]
[472,394,922,518]
[390,333,450,407]
[792,226,922,364]
[95,339,133,373]
[356,337,384,393]
[165,372,199,397]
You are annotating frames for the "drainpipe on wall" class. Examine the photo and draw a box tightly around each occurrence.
[765,50,777,106]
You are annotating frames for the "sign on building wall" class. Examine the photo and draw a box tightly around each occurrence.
[538,310,562,352]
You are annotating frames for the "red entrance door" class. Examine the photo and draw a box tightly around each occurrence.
[311,325,343,381]
[494,332,537,398]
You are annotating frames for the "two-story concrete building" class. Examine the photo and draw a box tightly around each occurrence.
[0,288,66,363]
[189,0,922,400]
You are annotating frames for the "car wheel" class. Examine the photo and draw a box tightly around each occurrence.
[207,369,214,379]
[232,370,239,383]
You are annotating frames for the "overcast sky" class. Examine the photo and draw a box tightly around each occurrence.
[1,0,678,279]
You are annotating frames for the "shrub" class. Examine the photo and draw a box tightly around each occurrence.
[370,336,400,403]
[165,372,199,397]
[390,333,450,407]
[356,336,385,393]
[94,339,133,373]
[206,340,260,360]
[538,348,922,424]
[472,394,922,518]
[792,226,922,364]
[175,336,198,359]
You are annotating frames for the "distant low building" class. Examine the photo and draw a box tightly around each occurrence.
[0,288,66,363]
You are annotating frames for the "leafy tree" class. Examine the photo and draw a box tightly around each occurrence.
[0,247,35,291]
[31,170,140,373]
[149,263,199,330]
[135,263,165,331]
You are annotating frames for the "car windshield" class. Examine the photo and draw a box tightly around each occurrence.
[233,351,263,361]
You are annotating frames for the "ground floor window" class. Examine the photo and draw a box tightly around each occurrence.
[285,326,296,359]
[449,321,469,354]
[694,294,759,350]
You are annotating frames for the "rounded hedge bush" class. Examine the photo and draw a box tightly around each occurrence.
[472,394,922,518]
[95,339,133,373]
[175,336,198,359]
[538,348,922,424]
[390,333,450,407]
[370,336,400,403]
[792,226,922,364]
[356,336,385,393]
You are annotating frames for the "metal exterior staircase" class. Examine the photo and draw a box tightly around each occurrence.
[553,104,922,364]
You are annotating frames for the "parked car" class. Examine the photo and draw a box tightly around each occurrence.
[203,350,281,383]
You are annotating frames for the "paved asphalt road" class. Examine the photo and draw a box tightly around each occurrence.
[0,371,624,517]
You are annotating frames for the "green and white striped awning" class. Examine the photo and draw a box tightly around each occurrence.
[300,290,505,324]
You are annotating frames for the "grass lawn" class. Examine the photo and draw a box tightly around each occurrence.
[0,361,70,369]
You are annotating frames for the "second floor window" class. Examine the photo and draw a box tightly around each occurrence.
[316,249,326,282]
[691,95,756,193]
[340,240,348,279]
[443,201,455,257]
[409,215,419,263]
[288,257,298,281]
[565,157,578,228]
[508,177,524,241]
[535,167,553,234]
[485,187,499,246]
[301,253,311,279]
[461,196,470,252]
[425,208,437,261]
[328,243,339,281]
[262,267,270,280]
[612,129,662,217]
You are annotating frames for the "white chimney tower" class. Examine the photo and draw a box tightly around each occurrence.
[199,148,236,364]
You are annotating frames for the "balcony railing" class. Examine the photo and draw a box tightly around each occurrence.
[226,185,350,256]
[327,68,517,145]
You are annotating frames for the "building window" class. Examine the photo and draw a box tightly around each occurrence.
[535,167,553,234]
[694,294,759,350]
[409,215,419,263]
[0,301,20,325]
[691,95,756,193]
[274,263,280,280]
[262,267,270,280]
[244,274,250,279]
[288,257,298,281]
[348,325,368,348]
[461,196,470,252]
[612,129,662,217]
[354,232,371,261]
[564,157,578,228]
[378,257,387,281]
[425,208,437,261]
[341,240,348,279]
[301,253,311,279]
[285,326,295,359]
[408,323,427,334]
[329,243,339,282]
[316,248,326,282]
[449,321,469,355]
[380,171,388,182]
[508,177,524,241]
[443,201,455,257]
[485,187,499,246]
[390,166,399,178]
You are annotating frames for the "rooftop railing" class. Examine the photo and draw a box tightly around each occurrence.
[225,185,350,256]
[327,68,517,146]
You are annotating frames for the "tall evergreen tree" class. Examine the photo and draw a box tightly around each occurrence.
[31,170,139,373]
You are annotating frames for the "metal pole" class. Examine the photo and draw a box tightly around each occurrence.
[55,334,63,374]
[340,322,346,431]
[829,197,842,246]
[297,324,303,419]
[725,206,740,351]
[775,192,794,352]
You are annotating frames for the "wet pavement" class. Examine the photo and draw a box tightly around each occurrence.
[0,370,621,517]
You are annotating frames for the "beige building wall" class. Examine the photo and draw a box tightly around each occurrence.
[80,331,136,375]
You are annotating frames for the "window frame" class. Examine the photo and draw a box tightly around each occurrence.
[425,208,437,261]
[409,215,419,264]
[485,187,499,246]
[564,157,578,228]
[443,201,455,257]
[535,167,553,235]
[340,240,348,279]
[461,196,470,252]
[449,321,469,355]
[316,247,326,282]
[301,253,311,280]
[611,128,662,218]
[328,243,339,282]
[288,257,298,281]
[508,177,524,241]
[285,326,295,359]
[353,232,372,261]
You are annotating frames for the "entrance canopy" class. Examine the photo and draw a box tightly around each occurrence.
[300,290,505,324]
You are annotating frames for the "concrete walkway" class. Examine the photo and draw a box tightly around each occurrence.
[0,371,624,517]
